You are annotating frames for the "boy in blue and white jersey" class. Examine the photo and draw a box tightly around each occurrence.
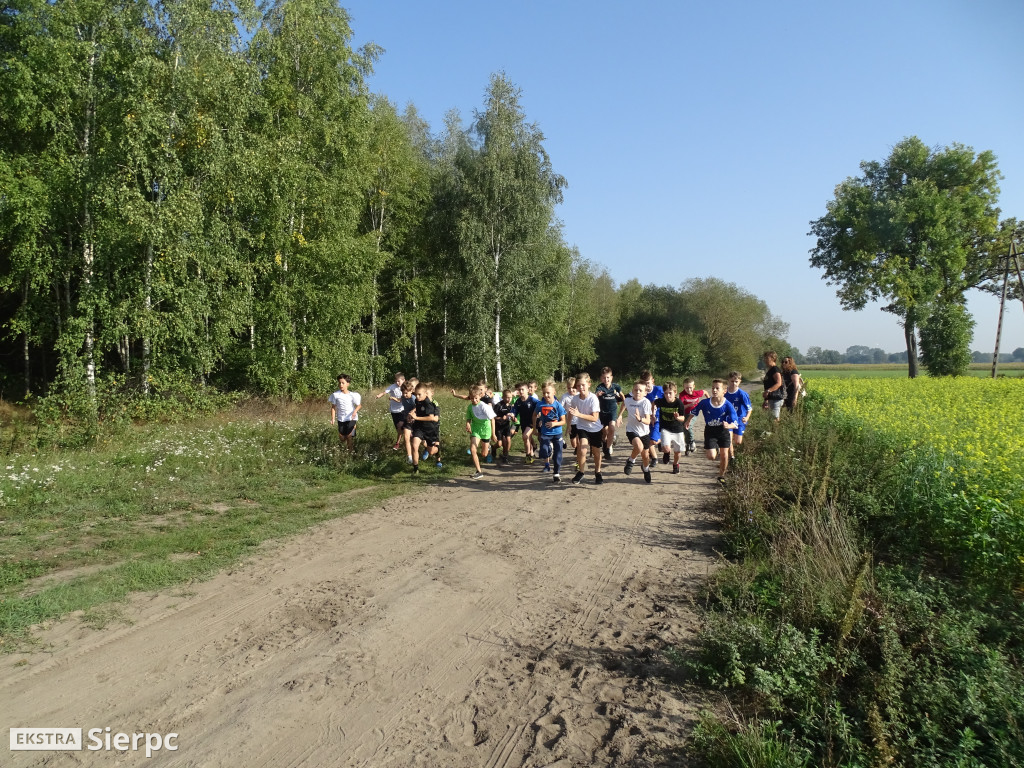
[723,371,752,462]
[683,379,739,486]
[533,382,567,482]
[640,371,664,467]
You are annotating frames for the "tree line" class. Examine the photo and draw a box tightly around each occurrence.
[0,0,789,413]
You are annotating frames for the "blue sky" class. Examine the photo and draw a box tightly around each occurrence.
[342,0,1024,356]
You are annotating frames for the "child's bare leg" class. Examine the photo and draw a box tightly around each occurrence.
[470,436,482,471]
[412,437,422,467]
[576,440,589,472]
[719,449,729,478]
[592,446,603,473]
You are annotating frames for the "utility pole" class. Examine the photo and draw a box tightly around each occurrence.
[992,241,1023,378]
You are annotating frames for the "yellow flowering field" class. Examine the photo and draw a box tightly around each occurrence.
[809,376,1024,578]
[810,377,1024,505]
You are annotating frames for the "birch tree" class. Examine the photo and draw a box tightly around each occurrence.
[458,73,566,390]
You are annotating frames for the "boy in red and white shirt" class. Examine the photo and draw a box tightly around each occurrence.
[677,378,707,456]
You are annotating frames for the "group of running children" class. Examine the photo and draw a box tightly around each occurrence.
[331,367,753,487]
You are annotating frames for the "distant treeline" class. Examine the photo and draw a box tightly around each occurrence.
[0,0,792,411]
[793,345,1024,365]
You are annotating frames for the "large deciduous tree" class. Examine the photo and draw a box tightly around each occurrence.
[809,137,1000,377]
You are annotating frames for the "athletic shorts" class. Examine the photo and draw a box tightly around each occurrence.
[599,411,616,427]
[569,425,578,441]
[731,421,746,437]
[337,420,357,437]
[391,412,406,429]
[626,431,652,449]
[660,431,686,452]
[412,428,439,446]
[494,421,511,439]
[578,429,605,449]
[704,425,731,451]
[470,422,492,440]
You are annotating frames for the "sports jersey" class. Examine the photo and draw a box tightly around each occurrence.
[645,384,664,440]
[383,383,404,413]
[623,394,653,436]
[466,401,496,439]
[401,395,416,417]
[654,396,685,433]
[595,382,624,416]
[329,390,361,422]
[493,399,515,422]
[689,398,738,428]
[534,400,566,437]
[413,398,440,437]
[678,389,707,415]
[571,392,603,433]
[724,388,752,420]
[515,394,540,428]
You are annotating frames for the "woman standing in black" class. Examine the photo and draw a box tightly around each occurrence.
[781,356,802,414]
[761,351,785,422]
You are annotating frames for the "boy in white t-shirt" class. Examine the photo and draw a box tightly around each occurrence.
[619,381,654,483]
[375,371,406,450]
[566,372,605,485]
[329,374,362,451]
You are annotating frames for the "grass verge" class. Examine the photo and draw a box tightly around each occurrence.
[0,389,492,649]
[682,406,1024,767]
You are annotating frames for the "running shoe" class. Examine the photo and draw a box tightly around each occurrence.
[603,447,611,460]
[471,471,484,480]
[571,471,584,485]
[485,455,494,464]
[595,472,604,485]
[662,452,670,464]
[436,461,443,469]
[466,448,472,455]
[552,473,560,483]
[406,455,413,465]
[672,463,680,474]
[423,451,430,460]
[525,456,535,465]
[624,460,634,475]
[643,469,652,484]
[412,465,420,475]
[543,463,551,472]
[717,476,727,486]
[607,446,614,457]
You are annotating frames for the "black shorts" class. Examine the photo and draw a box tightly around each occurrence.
[704,425,731,451]
[337,420,357,437]
[626,431,652,449]
[569,425,578,441]
[391,412,406,429]
[412,428,439,446]
[578,429,605,449]
[495,421,512,439]
[599,411,616,427]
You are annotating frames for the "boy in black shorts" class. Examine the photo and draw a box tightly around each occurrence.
[683,379,739,486]
[408,383,442,474]
[493,387,516,464]
[595,367,624,459]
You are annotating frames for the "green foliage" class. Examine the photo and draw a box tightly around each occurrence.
[920,300,974,376]
[685,407,1024,768]
[809,136,1002,377]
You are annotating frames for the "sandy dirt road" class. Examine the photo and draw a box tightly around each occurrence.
[3,452,721,767]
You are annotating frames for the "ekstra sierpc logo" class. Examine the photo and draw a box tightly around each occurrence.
[10,727,178,757]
